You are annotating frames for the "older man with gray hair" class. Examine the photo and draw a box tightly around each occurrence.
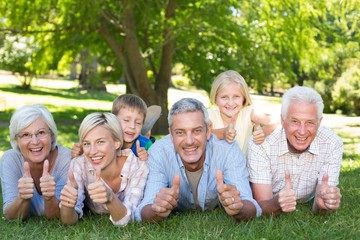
[248,86,343,216]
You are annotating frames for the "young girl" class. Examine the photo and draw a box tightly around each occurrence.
[208,70,277,157]
[60,112,148,226]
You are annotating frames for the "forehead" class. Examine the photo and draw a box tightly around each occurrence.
[171,111,205,130]
[217,82,242,95]
[286,101,318,120]
[21,118,47,132]
[117,107,145,119]
[84,125,112,140]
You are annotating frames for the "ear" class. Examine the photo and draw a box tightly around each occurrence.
[115,140,122,150]
[168,127,173,141]
[206,122,212,140]
[280,115,285,128]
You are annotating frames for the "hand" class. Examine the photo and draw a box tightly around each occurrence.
[18,161,34,200]
[40,160,56,201]
[136,140,149,161]
[60,170,78,208]
[151,175,180,219]
[278,170,296,212]
[314,173,341,211]
[71,143,83,159]
[216,170,243,216]
[87,168,114,204]
[225,116,236,143]
[253,123,265,144]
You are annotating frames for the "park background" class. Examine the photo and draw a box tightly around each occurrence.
[0,0,359,239]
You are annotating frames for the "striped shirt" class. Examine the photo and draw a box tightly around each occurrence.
[247,126,343,202]
[135,134,261,221]
[70,149,148,226]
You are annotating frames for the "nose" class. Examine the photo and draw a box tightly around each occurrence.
[30,134,40,144]
[185,132,195,145]
[89,144,98,154]
[129,121,136,129]
[297,123,307,134]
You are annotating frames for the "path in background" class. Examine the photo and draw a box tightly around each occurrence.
[1,71,359,131]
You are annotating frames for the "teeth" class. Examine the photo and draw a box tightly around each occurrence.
[30,148,42,152]
[91,157,102,161]
[296,136,307,141]
[184,147,196,152]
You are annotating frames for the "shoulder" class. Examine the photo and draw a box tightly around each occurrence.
[208,134,243,156]
[136,135,152,146]
[1,149,23,167]
[316,126,343,145]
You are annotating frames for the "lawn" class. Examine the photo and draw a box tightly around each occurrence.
[0,73,359,239]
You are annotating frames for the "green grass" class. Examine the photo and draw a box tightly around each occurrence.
[0,76,359,239]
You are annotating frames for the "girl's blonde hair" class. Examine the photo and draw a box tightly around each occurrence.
[210,70,253,106]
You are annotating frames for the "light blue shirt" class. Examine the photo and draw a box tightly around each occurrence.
[135,134,261,221]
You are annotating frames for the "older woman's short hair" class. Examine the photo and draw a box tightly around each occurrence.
[168,98,210,129]
[9,104,58,152]
[281,86,324,119]
[210,70,253,106]
[79,112,123,156]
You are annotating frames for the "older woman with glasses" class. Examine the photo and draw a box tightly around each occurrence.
[0,104,71,220]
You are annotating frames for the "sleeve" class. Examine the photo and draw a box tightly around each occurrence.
[145,140,153,151]
[134,149,169,221]
[247,139,272,185]
[319,133,343,186]
[54,147,72,201]
[68,157,86,218]
[1,151,24,212]
[116,156,149,226]
[222,143,262,217]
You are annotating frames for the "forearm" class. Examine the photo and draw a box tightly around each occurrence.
[140,204,166,223]
[211,128,226,140]
[233,200,257,222]
[60,206,79,225]
[4,196,31,220]
[44,197,61,219]
[106,194,128,222]
[257,196,283,217]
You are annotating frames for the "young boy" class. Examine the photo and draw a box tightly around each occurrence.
[71,94,159,160]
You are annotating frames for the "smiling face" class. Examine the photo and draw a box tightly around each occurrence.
[16,118,52,164]
[82,125,121,172]
[116,107,144,148]
[281,101,321,153]
[215,82,244,122]
[169,111,211,171]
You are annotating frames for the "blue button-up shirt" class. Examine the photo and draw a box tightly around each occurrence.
[135,134,261,220]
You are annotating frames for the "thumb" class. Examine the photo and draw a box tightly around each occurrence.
[254,123,261,131]
[284,170,293,189]
[95,167,101,182]
[171,174,180,191]
[321,173,329,187]
[24,161,31,178]
[42,159,49,177]
[216,169,224,188]
[68,170,78,189]
[136,140,141,152]
[228,116,235,130]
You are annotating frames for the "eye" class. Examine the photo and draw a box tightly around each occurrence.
[21,132,31,138]
[136,121,142,126]
[174,130,184,136]
[194,128,202,134]
[97,140,105,145]
[82,142,90,147]
[37,130,47,136]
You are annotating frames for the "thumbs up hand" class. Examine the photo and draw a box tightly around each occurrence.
[136,140,149,161]
[40,160,56,201]
[71,143,83,159]
[87,168,114,204]
[225,116,237,143]
[18,161,34,200]
[314,173,341,211]
[216,170,243,216]
[151,175,180,219]
[60,170,79,208]
[253,123,265,144]
[278,170,296,212]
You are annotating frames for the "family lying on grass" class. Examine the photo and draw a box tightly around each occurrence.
[0,70,342,226]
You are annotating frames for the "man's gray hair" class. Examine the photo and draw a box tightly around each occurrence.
[281,86,324,119]
[168,98,210,128]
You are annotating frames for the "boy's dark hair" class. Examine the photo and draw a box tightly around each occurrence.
[112,94,147,120]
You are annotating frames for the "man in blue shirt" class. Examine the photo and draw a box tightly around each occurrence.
[135,98,261,222]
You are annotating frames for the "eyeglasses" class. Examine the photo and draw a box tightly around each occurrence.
[16,129,51,141]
